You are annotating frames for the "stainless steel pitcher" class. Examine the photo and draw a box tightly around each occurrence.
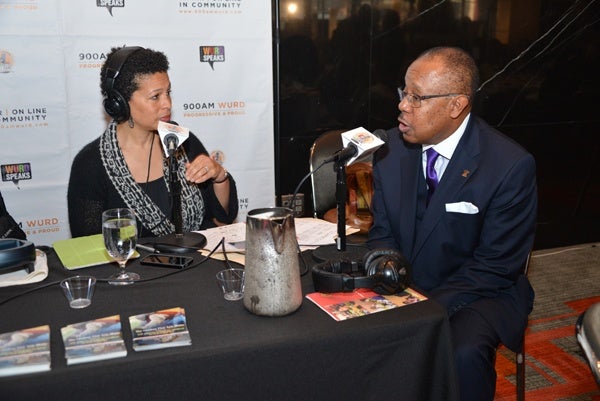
[243,207,303,316]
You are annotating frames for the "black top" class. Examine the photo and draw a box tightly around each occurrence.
[67,132,238,238]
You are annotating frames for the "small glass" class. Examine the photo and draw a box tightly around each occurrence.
[60,276,96,309]
[216,268,245,301]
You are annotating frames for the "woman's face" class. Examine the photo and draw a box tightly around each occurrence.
[128,71,172,130]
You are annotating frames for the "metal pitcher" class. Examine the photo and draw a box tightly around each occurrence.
[243,207,303,316]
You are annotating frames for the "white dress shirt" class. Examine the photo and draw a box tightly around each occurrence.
[422,114,471,181]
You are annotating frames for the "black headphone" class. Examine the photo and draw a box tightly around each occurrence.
[102,46,144,123]
[312,248,411,295]
[0,238,36,274]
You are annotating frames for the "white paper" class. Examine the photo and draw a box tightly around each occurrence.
[198,222,247,253]
[197,218,360,253]
[295,217,360,247]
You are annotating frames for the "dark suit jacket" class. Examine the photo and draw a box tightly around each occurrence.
[368,115,537,351]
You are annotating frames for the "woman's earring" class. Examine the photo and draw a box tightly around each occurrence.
[128,116,134,128]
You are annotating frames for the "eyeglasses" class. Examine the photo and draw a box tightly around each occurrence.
[397,88,466,108]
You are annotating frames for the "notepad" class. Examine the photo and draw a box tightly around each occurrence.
[53,234,138,270]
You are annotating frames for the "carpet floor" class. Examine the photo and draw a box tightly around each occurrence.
[494,242,600,400]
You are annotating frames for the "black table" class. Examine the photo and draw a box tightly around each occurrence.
[0,247,458,401]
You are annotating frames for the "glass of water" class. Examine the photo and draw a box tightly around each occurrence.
[102,208,139,285]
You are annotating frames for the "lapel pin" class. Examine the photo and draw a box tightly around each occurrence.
[462,170,470,178]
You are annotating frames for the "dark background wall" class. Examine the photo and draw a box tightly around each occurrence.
[273,0,599,250]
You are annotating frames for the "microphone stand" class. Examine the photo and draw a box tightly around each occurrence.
[150,150,207,254]
[312,158,368,263]
[170,151,184,235]
[335,159,347,252]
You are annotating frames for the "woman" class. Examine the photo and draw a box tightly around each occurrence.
[68,46,238,238]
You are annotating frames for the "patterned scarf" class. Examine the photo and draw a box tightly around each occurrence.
[99,122,205,236]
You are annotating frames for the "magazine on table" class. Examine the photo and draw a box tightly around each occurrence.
[0,325,51,377]
[60,315,127,365]
[128,307,191,351]
[306,287,427,321]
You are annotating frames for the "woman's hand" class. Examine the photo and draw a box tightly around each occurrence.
[184,154,227,184]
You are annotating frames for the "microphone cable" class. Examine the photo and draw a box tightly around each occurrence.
[96,237,226,283]
[0,238,229,306]
[289,159,328,216]
[287,159,329,277]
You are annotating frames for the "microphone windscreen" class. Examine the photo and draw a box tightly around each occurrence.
[372,129,389,143]
[168,120,179,126]
[164,133,179,145]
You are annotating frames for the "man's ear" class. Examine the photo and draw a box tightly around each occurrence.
[449,95,470,119]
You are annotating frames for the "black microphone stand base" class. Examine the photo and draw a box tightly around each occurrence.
[312,243,369,263]
[151,232,207,254]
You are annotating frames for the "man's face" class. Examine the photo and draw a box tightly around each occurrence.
[397,57,456,146]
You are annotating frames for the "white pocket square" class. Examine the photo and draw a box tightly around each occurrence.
[445,202,479,214]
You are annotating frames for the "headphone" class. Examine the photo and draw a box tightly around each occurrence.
[312,248,411,295]
[0,238,36,274]
[102,46,144,123]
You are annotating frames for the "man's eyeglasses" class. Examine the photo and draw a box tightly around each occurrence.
[397,88,467,108]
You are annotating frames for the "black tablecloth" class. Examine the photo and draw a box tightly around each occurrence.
[0,247,458,401]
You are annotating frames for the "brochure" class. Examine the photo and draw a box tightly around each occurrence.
[61,315,127,365]
[129,307,191,351]
[0,325,51,377]
[306,287,427,321]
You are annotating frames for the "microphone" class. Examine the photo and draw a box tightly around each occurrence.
[288,128,388,262]
[324,128,388,166]
[291,127,389,208]
[157,121,189,157]
[143,120,206,254]
[164,133,179,156]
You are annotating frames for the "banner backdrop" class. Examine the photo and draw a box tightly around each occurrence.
[0,0,275,246]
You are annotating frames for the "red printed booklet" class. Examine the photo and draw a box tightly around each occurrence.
[306,288,427,321]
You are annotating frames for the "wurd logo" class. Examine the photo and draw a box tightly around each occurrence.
[0,50,14,74]
[1,163,32,189]
[200,46,225,70]
[97,0,124,16]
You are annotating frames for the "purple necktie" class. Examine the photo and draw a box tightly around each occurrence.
[425,148,440,205]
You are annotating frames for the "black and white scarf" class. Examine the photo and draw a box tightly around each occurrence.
[99,122,205,236]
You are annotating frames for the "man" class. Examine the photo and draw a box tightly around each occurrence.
[368,47,536,401]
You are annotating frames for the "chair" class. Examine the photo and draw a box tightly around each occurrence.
[515,252,532,401]
[576,302,600,386]
[309,130,374,233]
[309,129,345,219]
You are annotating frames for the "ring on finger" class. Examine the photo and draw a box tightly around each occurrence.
[203,166,209,174]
